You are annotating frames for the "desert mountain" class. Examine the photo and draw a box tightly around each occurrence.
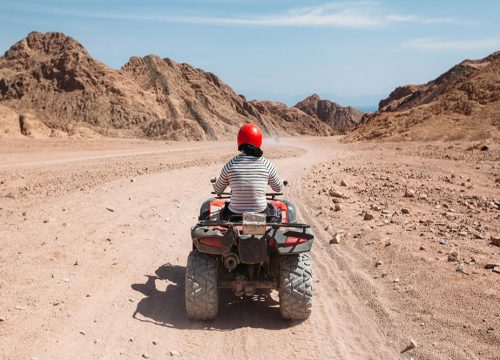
[0,32,333,139]
[294,94,363,134]
[349,51,500,141]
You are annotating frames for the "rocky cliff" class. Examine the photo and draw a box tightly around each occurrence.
[350,51,500,141]
[0,32,333,139]
[294,94,363,134]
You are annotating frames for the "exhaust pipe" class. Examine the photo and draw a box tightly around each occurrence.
[223,253,239,271]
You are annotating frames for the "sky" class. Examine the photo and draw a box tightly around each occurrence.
[0,0,499,109]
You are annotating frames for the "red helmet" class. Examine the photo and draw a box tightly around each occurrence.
[237,124,262,148]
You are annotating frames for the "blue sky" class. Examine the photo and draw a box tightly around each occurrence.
[0,0,499,108]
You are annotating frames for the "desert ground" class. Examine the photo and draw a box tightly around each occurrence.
[0,137,498,360]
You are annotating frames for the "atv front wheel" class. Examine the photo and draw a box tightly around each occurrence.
[185,251,218,320]
[279,253,313,320]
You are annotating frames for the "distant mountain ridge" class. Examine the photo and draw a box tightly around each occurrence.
[294,94,363,134]
[349,51,500,141]
[0,32,333,139]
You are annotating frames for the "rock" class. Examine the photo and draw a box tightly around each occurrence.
[456,264,464,272]
[493,267,500,274]
[14,304,26,310]
[393,278,400,283]
[130,178,135,182]
[404,189,416,198]
[401,208,410,214]
[329,189,344,198]
[480,145,489,151]
[79,330,86,335]
[485,288,496,297]
[329,233,341,245]
[402,338,417,352]
[485,264,498,269]
[142,353,150,359]
[448,251,459,262]
[0,315,6,322]
[375,260,383,267]
[74,260,78,266]
[43,219,50,223]
[170,350,181,357]
[334,204,341,212]
[106,207,115,212]
[491,236,500,247]
[364,212,374,221]
[439,239,449,245]
[340,179,348,186]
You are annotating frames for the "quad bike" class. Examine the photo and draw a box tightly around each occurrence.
[185,180,314,321]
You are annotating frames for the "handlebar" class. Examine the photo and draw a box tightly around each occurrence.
[211,178,288,187]
[211,191,283,199]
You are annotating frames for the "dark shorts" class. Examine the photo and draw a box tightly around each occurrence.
[222,202,281,223]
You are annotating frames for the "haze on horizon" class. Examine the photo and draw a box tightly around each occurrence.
[0,0,499,108]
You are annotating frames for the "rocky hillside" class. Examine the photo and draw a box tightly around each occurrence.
[0,32,333,139]
[294,94,363,134]
[350,51,500,141]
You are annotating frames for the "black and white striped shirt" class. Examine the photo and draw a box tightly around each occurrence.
[213,154,283,213]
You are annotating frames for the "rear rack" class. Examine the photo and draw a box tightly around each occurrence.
[194,220,310,230]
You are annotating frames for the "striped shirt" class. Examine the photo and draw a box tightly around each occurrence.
[213,154,283,213]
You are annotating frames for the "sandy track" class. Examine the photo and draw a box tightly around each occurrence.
[7,138,498,359]
[0,138,405,360]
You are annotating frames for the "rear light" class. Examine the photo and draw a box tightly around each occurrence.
[284,237,308,247]
[199,237,223,248]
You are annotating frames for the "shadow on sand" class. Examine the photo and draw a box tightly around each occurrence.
[131,263,294,330]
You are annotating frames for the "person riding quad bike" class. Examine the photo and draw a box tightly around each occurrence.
[212,124,284,221]
[186,124,314,321]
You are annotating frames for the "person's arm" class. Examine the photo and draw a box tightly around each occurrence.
[266,159,284,192]
[213,160,231,194]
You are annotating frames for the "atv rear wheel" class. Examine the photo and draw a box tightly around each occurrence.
[279,253,313,320]
[185,251,218,320]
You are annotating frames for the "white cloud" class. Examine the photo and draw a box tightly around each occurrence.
[0,1,466,29]
[403,37,500,51]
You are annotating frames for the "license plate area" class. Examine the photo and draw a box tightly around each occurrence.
[242,212,266,235]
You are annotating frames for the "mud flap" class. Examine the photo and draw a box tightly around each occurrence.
[238,235,267,264]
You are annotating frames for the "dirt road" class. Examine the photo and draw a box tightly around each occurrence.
[1,138,498,359]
